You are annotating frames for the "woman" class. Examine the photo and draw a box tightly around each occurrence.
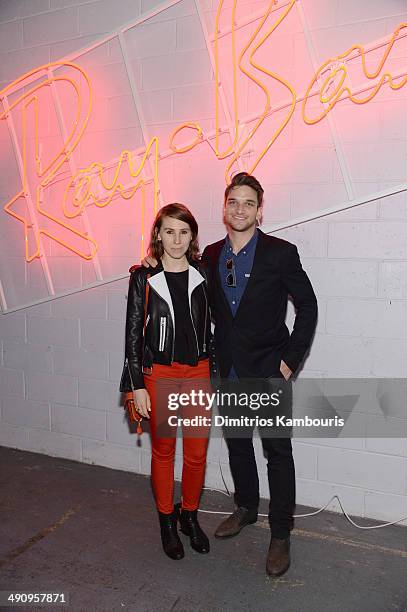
[120,203,214,560]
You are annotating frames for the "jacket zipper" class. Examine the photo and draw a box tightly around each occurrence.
[148,285,174,360]
[189,291,199,358]
[159,317,166,351]
[171,328,175,362]
[143,314,150,336]
[125,357,135,391]
[202,285,208,352]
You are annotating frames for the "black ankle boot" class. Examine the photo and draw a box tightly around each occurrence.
[179,508,210,554]
[158,509,184,560]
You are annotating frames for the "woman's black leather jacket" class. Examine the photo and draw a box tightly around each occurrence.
[120,260,215,391]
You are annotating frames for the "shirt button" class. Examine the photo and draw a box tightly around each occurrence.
[243,251,246,254]
[232,300,236,304]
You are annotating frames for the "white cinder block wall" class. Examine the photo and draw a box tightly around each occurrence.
[1,0,407,525]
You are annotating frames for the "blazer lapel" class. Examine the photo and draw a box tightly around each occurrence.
[209,239,234,319]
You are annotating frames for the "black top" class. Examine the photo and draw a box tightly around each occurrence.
[164,270,197,364]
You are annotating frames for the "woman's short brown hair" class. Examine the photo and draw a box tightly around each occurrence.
[148,203,200,262]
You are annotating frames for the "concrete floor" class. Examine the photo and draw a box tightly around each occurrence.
[0,446,406,612]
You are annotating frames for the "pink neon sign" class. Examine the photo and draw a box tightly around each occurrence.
[0,6,406,263]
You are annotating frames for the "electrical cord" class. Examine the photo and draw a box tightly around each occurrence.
[200,442,407,529]
[201,487,407,528]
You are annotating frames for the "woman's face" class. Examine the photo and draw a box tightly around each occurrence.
[157,215,192,260]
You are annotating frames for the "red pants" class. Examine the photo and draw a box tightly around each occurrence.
[144,359,211,514]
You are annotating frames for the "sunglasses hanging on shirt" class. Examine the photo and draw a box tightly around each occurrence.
[226,258,236,288]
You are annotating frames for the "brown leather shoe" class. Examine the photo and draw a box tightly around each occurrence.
[266,537,290,577]
[214,507,257,538]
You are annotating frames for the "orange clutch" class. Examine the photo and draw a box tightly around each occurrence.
[124,394,143,434]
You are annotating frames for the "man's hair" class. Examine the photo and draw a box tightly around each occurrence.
[148,202,200,261]
[224,172,264,208]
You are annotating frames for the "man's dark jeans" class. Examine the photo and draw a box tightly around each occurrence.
[219,377,295,539]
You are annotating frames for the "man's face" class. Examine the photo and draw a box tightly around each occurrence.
[224,185,261,233]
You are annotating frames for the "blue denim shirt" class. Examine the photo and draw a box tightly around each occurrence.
[218,229,259,377]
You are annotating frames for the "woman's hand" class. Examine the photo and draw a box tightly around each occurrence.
[133,388,151,419]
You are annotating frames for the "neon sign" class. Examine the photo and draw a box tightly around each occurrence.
[302,23,407,124]
[213,0,297,181]
[0,62,159,262]
[1,2,406,263]
[0,62,95,262]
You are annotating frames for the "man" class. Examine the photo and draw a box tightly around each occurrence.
[201,172,317,577]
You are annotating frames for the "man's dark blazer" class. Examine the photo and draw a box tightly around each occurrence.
[201,230,318,379]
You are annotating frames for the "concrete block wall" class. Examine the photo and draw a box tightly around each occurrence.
[1,0,407,526]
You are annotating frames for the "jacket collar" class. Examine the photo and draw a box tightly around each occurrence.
[147,261,205,326]
[209,229,269,264]
[211,229,268,319]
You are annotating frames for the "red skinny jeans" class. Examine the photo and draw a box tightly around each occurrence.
[144,359,211,514]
